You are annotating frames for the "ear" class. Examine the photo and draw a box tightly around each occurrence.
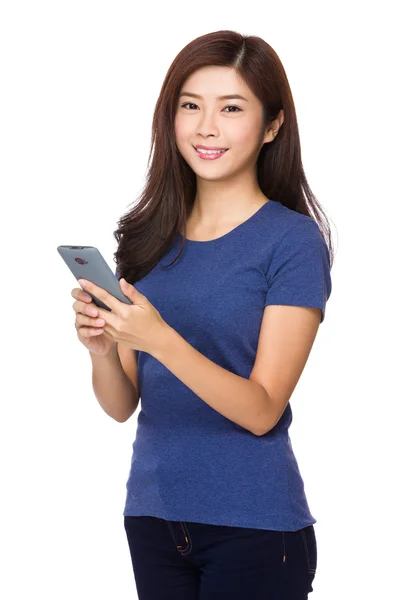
[263,109,284,144]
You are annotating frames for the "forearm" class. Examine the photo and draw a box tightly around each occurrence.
[90,344,138,423]
[152,326,273,436]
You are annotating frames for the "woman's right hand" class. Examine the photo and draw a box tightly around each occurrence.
[71,287,117,356]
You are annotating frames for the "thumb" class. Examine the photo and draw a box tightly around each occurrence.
[120,277,145,304]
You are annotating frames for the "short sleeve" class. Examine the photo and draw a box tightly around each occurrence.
[265,219,332,323]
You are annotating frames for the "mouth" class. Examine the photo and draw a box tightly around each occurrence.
[193,145,229,160]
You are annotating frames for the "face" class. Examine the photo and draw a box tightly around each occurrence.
[174,66,282,182]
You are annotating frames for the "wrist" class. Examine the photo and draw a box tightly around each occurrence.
[150,323,175,361]
[89,342,118,361]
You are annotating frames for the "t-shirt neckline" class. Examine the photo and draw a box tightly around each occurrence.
[179,200,275,245]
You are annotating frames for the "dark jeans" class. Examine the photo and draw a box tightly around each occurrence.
[124,516,317,599]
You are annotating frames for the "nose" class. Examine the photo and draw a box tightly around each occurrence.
[195,108,220,139]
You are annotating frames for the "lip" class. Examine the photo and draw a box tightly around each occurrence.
[193,146,229,160]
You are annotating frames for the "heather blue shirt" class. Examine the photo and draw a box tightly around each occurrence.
[122,200,332,531]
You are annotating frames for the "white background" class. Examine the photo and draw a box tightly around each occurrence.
[1,1,417,598]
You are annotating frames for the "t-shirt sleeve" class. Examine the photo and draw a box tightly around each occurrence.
[264,219,332,323]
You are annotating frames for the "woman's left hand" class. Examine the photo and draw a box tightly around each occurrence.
[77,277,170,355]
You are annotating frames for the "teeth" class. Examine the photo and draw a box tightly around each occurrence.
[196,148,225,154]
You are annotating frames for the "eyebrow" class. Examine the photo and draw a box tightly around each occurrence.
[179,92,249,102]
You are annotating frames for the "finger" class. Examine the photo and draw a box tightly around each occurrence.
[76,313,106,329]
[72,300,100,317]
[71,288,92,303]
[78,279,120,313]
[77,325,104,336]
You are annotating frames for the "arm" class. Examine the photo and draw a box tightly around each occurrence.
[74,278,269,430]
[153,326,273,436]
[77,277,321,434]
[90,343,138,423]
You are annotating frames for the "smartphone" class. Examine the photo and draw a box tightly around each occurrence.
[57,245,133,311]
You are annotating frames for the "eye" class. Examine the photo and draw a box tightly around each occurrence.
[224,105,242,113]
[180,103,242,113]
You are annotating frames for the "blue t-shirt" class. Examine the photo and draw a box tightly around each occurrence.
[122,199,332,531]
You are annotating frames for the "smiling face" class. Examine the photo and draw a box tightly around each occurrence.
[174,66,281,183]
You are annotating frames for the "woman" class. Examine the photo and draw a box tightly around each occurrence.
[73,29,334,599]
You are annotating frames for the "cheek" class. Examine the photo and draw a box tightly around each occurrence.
[174,120,193,163]
[230,121,261,148]
[174,116,189,143]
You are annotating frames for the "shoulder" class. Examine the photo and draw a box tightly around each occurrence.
[267,201,320,233]
[263,206,330,284]
[267,202,324,250]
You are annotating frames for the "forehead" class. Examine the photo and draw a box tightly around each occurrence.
[180,66,254,101]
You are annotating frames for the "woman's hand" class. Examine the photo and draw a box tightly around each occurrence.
[76,277,170,356]
[71,287,117,356]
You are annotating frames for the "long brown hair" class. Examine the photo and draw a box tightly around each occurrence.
[113,30,335,282]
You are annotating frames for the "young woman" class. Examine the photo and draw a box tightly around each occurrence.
[72,29,333,600]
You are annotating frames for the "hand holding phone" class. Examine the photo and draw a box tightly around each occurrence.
[70,285,117,355]
[58,245,167,356]
[58,245,131,355]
